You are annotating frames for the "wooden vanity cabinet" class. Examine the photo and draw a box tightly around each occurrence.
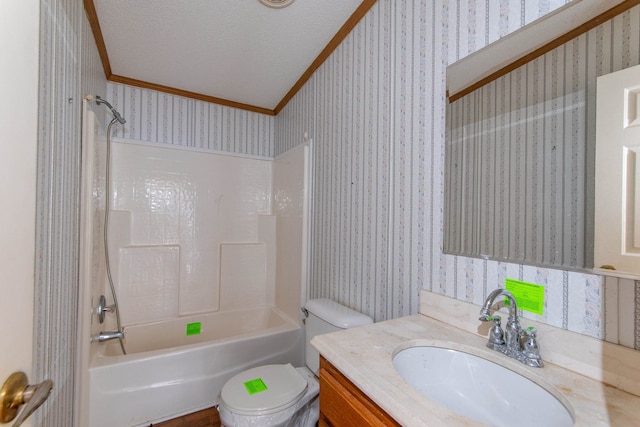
[319,356,401,427]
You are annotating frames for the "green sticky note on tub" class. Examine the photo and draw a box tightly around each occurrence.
[505,278,544,315]
[186,322,201,336]
[244,378,268,395]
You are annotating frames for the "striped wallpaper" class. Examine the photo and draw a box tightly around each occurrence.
[102,2,640,349]
[105,82,276,157]
[275,0,640,349]
[33,0,108,426]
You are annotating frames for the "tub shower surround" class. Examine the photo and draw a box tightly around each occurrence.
[107,140,272,322]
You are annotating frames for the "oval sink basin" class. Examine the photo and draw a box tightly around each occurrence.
[392,345,574,427]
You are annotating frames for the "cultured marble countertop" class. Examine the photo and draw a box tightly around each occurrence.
[311,314,640,426]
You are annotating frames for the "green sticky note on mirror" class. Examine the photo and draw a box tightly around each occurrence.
[505,278,544,315]
[244,378,268,395]
[186,322,201,336]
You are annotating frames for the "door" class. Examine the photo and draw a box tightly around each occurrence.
[0,1,39,425]
[595,64,640,276]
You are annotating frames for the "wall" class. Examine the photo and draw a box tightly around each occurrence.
[105,82,276,157]
[33,1,108,425]
[275,0,640,349]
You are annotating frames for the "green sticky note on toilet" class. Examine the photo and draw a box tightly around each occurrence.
[186,322,201,336]
[244,378,268,395]
[505,278,544,315]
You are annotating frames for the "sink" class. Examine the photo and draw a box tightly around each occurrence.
[392,345,574,427]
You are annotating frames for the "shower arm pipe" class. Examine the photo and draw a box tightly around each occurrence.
[95,95,126,124]
[84,94,126,125]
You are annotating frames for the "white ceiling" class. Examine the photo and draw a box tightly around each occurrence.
[93,0,365,112]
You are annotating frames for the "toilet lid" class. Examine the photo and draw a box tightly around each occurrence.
[220,364,308,416]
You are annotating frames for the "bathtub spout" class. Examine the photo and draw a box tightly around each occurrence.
[94,331,124,343]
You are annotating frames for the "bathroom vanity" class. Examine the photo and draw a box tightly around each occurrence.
[311,291,640,426]
[319,356,399,426]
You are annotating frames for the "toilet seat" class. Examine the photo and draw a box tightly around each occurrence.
[220,364,308,416]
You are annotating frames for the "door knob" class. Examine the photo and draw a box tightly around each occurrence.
[0,372,53,426]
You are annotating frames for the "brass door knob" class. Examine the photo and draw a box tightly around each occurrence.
[0,372,53,426]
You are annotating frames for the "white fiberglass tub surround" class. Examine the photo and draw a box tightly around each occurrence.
[78,118,311,427]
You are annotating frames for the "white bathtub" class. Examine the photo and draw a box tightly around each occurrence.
[89,305,303,427]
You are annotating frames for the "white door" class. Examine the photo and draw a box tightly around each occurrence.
[595,64,640,276]
[0,1,40,426]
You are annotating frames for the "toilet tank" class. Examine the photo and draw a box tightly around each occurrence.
[304,298,373,375]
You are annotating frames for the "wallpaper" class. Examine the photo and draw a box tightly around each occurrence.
[275,0,640,348]
[105,82,276,157]
[33,0,108,425]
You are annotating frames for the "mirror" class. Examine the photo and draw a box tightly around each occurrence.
[444,2,639,271]
[444,68,593,270]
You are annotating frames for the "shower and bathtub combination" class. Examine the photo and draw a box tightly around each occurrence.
[77,97,311,426]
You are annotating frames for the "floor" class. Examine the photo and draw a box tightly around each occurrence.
[150,406,221,427]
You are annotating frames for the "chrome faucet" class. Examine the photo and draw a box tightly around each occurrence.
[93,330,124,343]
[479,289,543,367]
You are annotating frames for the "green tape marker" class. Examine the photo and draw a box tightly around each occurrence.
[505,278,544,315]
[186,322,201,336]
[244,378,268,395]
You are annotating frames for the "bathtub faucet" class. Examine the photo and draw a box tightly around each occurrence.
[93,330,124,343]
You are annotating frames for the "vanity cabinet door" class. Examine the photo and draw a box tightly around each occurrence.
[319,356,400,427]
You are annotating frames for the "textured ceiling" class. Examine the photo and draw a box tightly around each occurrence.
[91,0,369,113]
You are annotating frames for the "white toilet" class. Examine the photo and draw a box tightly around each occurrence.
[217,298,373,427]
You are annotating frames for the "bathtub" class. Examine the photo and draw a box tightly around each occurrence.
[89,305,303,427]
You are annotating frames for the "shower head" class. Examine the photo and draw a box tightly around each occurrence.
[95,95,126,125]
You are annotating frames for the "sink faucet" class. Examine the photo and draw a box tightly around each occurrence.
[479,289,543,368]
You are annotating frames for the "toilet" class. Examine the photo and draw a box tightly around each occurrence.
[217,298,373,427]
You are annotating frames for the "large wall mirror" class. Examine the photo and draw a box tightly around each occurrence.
[444,0,640,271]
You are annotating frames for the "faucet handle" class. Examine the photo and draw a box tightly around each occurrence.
[521,327,544,367]
[487,316,506,348]
[521,326,539,343]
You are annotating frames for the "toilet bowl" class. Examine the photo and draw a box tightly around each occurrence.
[218,364,318,427]
[217,299,373,427]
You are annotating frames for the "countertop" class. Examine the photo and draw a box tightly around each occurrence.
[311,314,640,426]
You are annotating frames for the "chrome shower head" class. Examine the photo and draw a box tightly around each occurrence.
[95,95,126,125]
